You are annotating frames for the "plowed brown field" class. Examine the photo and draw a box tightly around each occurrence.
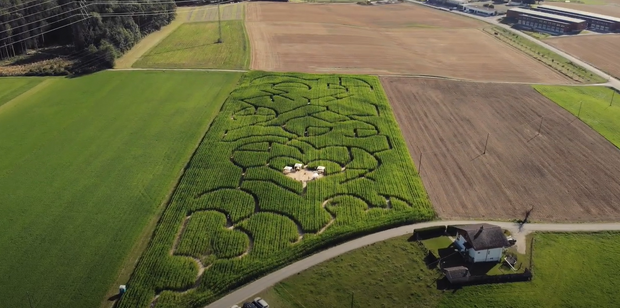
[382,77,620,222]
[245,3,568,83]
[546,34,620,79]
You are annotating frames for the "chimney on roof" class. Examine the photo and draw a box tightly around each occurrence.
[474,225,484,239]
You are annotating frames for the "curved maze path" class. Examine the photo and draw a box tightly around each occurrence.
[120,73,433,308]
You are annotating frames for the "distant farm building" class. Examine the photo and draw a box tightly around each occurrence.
[507,8,587,34]
[535,5,620,32]
[453,223,510,263]
[464,5,497,16]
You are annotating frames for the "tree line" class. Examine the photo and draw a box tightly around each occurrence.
[0,0,186,73]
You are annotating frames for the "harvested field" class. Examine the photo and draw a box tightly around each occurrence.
[381,77,620,222]
[549,3,620,18]
[186,3,244,22]
[546,34,620,79]
[246,2,481,28]
[246,3,568,82]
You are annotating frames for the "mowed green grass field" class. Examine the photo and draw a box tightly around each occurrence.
[0,71,241,308]
[534,86,620,148]
[0,77,43,107]
[257,232,620,308]
[132,20,249,69]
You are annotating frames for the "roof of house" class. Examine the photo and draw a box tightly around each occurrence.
[443,266,470,280]
[537,5,620,23]
[453,223,510,250]
[508,8,586,24]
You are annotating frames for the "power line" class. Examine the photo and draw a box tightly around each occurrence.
[0,5,85,38]
[0,2,80,32]
[0,0,55,18]
[2,16,90,48]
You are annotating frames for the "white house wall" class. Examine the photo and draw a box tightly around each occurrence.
[470,247,503,262]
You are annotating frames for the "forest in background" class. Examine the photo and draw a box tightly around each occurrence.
[0,0,188,75]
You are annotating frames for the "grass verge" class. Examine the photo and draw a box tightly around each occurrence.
[485,27,606,83]
[534,85,620,148]
[256,232,620,308]
[132,20,249,69]
[117,71,434,308]
[0,71,242,308]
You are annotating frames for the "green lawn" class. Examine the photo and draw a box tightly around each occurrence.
[534,86,620,148]
[133,20,250,69]
[0,77,43,107]
[0,71,241,308]
[117,72,434,308]
[257,232,620,308]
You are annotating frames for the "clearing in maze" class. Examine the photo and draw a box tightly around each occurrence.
[118,72,434,308]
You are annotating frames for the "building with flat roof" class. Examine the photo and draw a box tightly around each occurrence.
[535,4,620,32]
[507,8,587,33]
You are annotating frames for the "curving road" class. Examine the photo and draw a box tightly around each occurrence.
[205,220,620,308]
[405,0,620,91]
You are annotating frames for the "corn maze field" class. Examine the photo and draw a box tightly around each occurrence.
[117,72,434,308]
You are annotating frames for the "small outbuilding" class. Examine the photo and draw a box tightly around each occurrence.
[312,172,320,180]
[316,166,326,174]
[453,223,510,263]
[443,266,471,283]
[294,163,303,170]
[283,166,293,173]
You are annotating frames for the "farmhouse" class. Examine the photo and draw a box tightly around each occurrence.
[535,5,620,32]
[507,8,587,34]
[453,223,510,263]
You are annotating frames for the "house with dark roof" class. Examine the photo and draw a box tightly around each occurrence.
[453,223,510,263]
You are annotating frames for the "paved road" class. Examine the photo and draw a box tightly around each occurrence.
[205,220,620,308]
[405,1,620,90]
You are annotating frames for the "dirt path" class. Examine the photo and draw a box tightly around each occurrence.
[204,220,620,308]
[114,7,193,69]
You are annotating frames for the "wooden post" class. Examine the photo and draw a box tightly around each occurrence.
[577,101,583,118]
[350,292,354,308]
[483,133,490,155]
[611,90,616,107]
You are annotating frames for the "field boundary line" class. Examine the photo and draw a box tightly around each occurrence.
[110,68,249,72]
[204,220,620,308]
[0,78,55,117]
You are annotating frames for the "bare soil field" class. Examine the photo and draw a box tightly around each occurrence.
[546,34,620,79]
[246,2,481,28]
[246,3,568,82]
[381,77,620,222]
[186,3,244,22]
[550,3,620,18]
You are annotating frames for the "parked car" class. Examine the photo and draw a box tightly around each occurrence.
[254,297,269,308]
[242,302,258,308]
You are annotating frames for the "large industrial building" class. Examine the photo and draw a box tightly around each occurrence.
[535,5,620,32]
[507,8,587,34]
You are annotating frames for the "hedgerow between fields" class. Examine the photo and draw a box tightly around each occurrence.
[117,72,434,307]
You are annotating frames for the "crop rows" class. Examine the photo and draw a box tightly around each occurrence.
[118,72,435,308]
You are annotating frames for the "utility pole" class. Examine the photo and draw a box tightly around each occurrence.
[577,101,583,118]
[483,133,490,155]
[217,0,222,43]
[536,117,544,136]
